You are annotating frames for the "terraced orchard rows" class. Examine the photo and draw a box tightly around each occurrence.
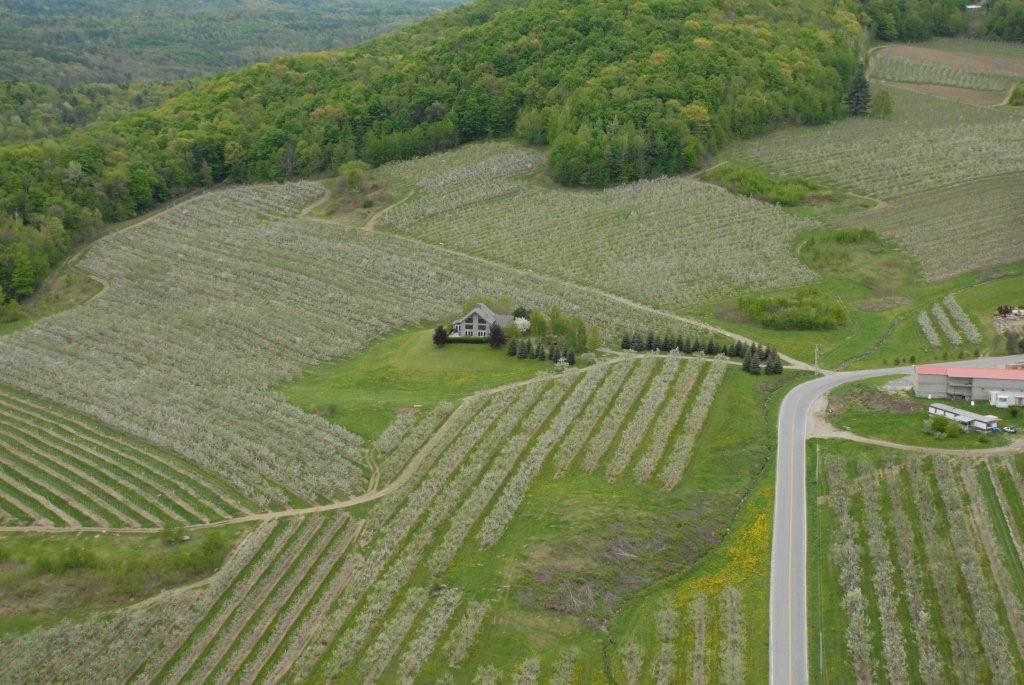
[731,87,1024,201]
[0,355,730,683]
[849,172,1024,282]
[376,142,818,310]
[813,445,1024,684]
[871,50,1017,92]
[0,182,706,507]
[0,383,253,528]
[730,85,1024,281]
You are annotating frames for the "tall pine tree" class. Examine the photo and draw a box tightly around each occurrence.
[846,67,871,116]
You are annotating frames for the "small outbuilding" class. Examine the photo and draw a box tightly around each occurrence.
[928,403,1001,432]
[451,303,514,339]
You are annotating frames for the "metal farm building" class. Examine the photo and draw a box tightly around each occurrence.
[914,365,1024,407]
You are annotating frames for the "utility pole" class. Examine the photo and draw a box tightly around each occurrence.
[814,343,820,370]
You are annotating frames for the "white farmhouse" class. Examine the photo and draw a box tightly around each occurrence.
[451,303,514,338]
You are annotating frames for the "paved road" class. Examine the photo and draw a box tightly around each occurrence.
[769,354,1024,684]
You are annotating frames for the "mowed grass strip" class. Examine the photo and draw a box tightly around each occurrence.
[245,520,360,683]
[205,514,348,681]
[316,379,573,680]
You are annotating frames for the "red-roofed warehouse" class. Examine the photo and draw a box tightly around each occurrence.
[914,365,1024,407]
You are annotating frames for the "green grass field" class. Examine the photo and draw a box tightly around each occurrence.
[0,525,247,636]
[689,212,1024,369]
[826,376,1017,449]
[808,440,1024,683]
[279,328,550,440]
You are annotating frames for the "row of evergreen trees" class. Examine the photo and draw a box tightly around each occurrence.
[506,337,576,365]
[742,345,785,375]
[619,330,783,374]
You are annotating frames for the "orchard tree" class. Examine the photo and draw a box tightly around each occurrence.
[870,88,894,119]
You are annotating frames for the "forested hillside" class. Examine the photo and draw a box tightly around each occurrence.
[0,80,191,145]
[0,0,464,86]
[0,0,862,302]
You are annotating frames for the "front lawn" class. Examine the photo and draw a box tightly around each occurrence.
[826,375,1018,449]
[279,328,549,440]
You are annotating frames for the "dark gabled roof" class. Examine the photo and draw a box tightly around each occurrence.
[455,303,514,328]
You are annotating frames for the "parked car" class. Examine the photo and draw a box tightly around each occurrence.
[1004,426,1017,434]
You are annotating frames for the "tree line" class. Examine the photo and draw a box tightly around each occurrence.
[0,0,863,301]
[854,0,1024,42]
[619,330,783,374]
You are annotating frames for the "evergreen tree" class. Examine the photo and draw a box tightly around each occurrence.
[631,334,644,352]
[846,67,871,116]
[766,351,784,374]
[566,350,576,365]
[645,330,655,351]
[432,325,449,347]
[518,340,530,359]
[621,333,632,350]
[548,345,557,361]
[743,347,762,374]
[706,338,718,356]
[507,338,518,356]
